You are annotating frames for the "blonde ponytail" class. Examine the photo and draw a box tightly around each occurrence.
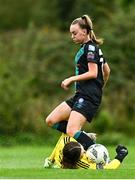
[71,14,103,45]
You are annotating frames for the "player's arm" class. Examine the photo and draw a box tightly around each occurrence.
[103,159,121,169]
[61,44,98,90]
[103,145,128,169]
[48,134,65,160]
[44,133,65,168]
[61,62,97,90]
[102,62,110,88]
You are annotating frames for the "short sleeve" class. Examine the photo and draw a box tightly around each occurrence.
[103,58,106,64]
[99,48,106,64]
[86,44,99,64]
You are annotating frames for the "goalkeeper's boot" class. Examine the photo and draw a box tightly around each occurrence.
[115,144,128,162]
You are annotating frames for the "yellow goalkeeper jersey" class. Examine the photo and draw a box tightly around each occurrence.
[48,133,121,169]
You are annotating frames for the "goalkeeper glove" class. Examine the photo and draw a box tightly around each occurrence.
[44,158,53,168]
[115,144,128,162]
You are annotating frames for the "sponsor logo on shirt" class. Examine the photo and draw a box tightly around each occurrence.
[88,45,95,51]
[87,52,95,60]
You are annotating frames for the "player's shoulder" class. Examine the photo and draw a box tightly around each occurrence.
[84,41,99,52]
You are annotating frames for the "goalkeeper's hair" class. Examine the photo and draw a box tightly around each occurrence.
[61,142,81,169]
[71,14,103,45]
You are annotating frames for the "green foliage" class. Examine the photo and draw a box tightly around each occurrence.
[97,132,129,145]
[92,110,114,134]
[100,4,135,135]
[0,0,126,30]
[0,24,75,135]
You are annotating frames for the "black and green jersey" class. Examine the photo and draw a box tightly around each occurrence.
[74,40,106,104]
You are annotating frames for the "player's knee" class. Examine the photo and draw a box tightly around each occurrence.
[45,116,54,127]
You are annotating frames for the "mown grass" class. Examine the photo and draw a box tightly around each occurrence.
[0,145,134,179]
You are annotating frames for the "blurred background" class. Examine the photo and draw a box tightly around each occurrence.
[0,0,134,146]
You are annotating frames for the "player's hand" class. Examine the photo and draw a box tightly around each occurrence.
[61,77,74,90]
[44,158,53,168]
[116,144,128,155]
[115,144,128,162]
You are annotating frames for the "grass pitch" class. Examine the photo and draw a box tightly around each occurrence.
[0,145,134,179]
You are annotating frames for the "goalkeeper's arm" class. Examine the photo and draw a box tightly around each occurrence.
[103,144,128,169]
[44,133,65,168]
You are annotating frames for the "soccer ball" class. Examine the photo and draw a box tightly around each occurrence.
[86,144,110,165]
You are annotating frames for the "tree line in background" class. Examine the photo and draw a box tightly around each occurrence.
[0,0,135,144]
[0,0,134,30]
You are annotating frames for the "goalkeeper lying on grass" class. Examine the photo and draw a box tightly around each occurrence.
[44,133,128,169]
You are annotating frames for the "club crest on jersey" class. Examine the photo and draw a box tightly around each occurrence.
[76,98,84,109]
[87,52,95,59]
[88,45,95,51]
[78,98,84,103]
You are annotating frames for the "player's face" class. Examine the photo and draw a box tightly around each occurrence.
[70,24,86,44]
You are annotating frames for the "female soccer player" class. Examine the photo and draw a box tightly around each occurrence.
[44,134,128,169]
[46,14,110,150]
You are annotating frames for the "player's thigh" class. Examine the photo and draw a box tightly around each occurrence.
[46,101,71,125]
[66,110,87,136]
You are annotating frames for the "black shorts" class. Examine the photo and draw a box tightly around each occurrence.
[65,93,100,122]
